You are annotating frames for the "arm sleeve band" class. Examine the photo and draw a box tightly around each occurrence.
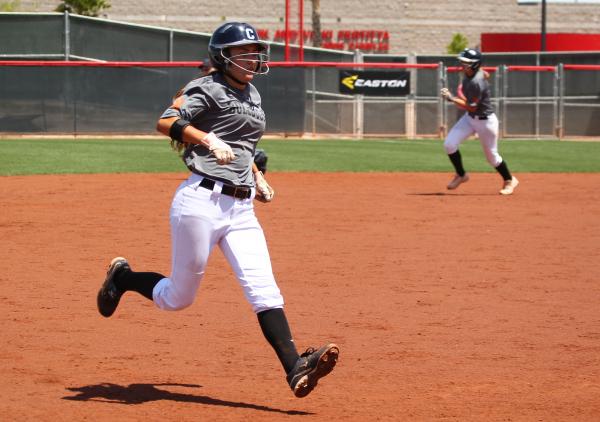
[169,118,191,142]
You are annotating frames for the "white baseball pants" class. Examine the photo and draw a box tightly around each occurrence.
[443,112,503,167]
[152,173,284,313]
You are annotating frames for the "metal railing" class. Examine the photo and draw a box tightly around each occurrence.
[297,62,600,139]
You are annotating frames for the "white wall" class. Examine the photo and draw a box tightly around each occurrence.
[15,0,600,54]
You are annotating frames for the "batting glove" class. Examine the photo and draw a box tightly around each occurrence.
[254,171,275,202]
[441,87,455,102]
[202,132,235,165]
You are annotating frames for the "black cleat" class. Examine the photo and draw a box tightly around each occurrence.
[286,343,339,398]
[97,257,130,317]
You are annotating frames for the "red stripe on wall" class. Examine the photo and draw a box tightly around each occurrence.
[481,33,600,52]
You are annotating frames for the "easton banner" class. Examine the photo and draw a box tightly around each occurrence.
[339,70,410,96]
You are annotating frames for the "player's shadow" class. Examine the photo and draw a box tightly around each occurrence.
[407,192,496,196]
[62,382,312,416]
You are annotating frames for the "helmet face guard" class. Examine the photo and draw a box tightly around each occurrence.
[219,43,270,75]
[209,22,270,75]
[457,48,482,71]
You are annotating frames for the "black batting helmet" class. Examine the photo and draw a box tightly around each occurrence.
[457,48,482,71]
[208,22,269,75]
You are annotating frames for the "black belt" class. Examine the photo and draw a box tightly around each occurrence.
[199,178,251,199]
[468,113,488,120]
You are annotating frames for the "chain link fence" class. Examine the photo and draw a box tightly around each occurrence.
[1,12,599,138]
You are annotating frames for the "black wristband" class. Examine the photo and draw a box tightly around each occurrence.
[169,118,191,142]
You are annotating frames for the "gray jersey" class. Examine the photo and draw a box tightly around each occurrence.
[161,73,266,187]
[461,69,494,116]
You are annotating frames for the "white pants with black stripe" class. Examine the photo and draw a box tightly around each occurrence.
[152,173,284,313]
[443,112,502,167]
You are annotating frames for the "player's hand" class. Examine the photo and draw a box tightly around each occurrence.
[202,132,235,165]
[441,87,455,102]
[254,171,274,203]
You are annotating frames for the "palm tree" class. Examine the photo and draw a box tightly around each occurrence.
[311,0,322,47]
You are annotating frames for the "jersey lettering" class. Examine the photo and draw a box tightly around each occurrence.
[229,102,266,121]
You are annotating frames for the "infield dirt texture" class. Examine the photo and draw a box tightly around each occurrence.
[1,172,599,421]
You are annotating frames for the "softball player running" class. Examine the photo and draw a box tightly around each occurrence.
[96,22,338,398]
[441,48,519,195]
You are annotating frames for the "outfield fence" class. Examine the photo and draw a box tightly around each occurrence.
[1,60,599,139]
[2,12,600,139]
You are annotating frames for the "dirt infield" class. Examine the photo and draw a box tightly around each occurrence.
[1,172,599,421]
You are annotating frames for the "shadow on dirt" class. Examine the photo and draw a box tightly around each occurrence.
[63,382,312,416]
[407,192,497,196]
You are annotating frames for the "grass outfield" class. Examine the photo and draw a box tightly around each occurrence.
[0,137,598,176]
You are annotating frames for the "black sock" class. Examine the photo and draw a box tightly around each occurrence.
[114,269,164,301]
[495,160,512,181]
[257,308,300,374]
[448,151,466,176]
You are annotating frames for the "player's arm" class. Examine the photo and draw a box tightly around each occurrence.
[457,83,466,101]
[252,162,275,202]
[156,100,235,165]
[156,116,211,147]
[440,88,477,113]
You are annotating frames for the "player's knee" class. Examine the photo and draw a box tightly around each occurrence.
[254,304,284,314]
[174,291,197,309]
[156,295,195,311]
[152,278,198,311]
[485,151,502,167]
[444,140,458,155]
[251,293,284,314]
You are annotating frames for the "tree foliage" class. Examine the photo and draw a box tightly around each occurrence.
[55,0,111,17]
[446,33,469,55]
[0,0,20,12]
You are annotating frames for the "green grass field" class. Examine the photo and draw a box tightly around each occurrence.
[0,137,598,176]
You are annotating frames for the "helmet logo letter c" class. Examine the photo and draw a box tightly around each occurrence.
[245,28,256,39]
